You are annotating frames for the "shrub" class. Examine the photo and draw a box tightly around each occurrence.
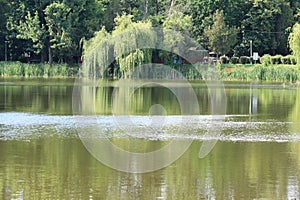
[260,54,271,67]
[289,55,297,65]
[270,55,282,64]
[220,56,229,64]
[230,56,239,64]
[239,56,250,64]
[281,56,291,64]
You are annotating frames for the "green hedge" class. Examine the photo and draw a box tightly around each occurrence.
[239,56,251,64]
[270,55,282,64]
[220,56,229,64]
[230,56,239,64]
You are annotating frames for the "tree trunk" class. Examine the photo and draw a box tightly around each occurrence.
[155,0,159,15]
[48,46,53,64]
[143,0,148,19]
[40,50,44,62]
[168,0,175,18]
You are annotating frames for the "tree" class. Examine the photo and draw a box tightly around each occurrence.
[82,14,155,79]
[204,10,238,55]
[163,10,193,52]
[44,2,73,63]
[241,0,294,55]
[12,11,47,58]
[0,0,9,61]
[6,0,105,63]
[289,23,300,65]
[190,0,251,49]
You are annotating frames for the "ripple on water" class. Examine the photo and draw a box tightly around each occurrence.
[0,112,299,142]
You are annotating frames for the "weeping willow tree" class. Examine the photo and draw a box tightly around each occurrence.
[112,14,155,78]
[81,27,113,79]
[81,14,156,79]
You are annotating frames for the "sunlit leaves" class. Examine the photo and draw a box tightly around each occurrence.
[289,23,300,65]
[44,3,73,50]
[82,14,155,78]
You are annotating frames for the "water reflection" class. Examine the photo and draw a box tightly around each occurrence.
[0,79,297,119]
[0,139,299,199]
[1,79,300,199]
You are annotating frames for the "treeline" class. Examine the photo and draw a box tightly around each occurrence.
[0,0,299,63]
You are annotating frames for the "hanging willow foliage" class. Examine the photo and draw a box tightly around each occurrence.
[112,14,155,78]
[81,27,113,78]
[82,14,156,79]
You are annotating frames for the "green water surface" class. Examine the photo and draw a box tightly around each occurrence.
[0,78,299,199]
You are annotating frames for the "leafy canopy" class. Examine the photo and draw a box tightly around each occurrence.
[204,9,238,55]
[289,23,300,65]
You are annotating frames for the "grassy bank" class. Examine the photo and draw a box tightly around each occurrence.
[220,64,298,83]
[0,61,299,83]
[168,63,299,83]
[0,62,79,78]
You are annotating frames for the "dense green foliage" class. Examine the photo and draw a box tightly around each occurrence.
[3,0,104,63]
[204,10,238,55]
[82,14,155,79]
[0,0,299,64]
[289,23,300,65]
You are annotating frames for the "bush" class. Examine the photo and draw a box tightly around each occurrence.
[230,56,239,64]
[260,54,271,66]
[289,55,297,65]
[239,56,250,64]
[281,56,291,64]
[220,56,229,64]
[270,55,282,64]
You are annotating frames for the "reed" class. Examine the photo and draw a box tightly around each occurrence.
[0,61,298,83]
[229,64,298,82]
[0,62,79,77]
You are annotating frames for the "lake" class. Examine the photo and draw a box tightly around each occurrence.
[0,78,300,199]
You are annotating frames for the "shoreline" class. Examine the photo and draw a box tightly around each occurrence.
[0,77,297,89]
[0,61,299,83]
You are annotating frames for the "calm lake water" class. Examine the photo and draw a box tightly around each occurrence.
[0,78,300,199]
